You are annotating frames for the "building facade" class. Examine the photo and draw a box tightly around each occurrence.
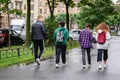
[22,0,80,22]
[0,0,23,28]
[0,0,80,28]
[116,0,120,4]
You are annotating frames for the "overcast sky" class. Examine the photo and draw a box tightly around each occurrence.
[112,0,117,2]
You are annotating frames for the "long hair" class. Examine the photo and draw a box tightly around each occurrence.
[96,22,110,32]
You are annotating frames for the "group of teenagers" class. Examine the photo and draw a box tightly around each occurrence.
[31,15,111,70]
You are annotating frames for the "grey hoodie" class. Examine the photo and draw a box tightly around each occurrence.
[96,29,111,49]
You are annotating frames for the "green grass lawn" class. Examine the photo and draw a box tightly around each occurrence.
[0,41,80,68]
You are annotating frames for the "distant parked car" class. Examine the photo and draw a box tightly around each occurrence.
[0,28,24,48]
[118,31,120,36]
[69,29,82,41]
[69,29,96,42]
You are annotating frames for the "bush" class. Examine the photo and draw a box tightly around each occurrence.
[44,19,59,44]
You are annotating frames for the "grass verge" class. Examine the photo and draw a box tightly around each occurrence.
[0,41,79,69]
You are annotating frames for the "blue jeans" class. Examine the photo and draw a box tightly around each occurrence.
[81,47,91,65]
[55,44,67,64]
[97,49,108,62]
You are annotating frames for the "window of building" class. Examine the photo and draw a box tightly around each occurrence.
[58,3,64,8]
[31,0,34,2]
[44,9,47,14]
[31,13,34,20]
[24,13,26,18]
[31,4,34,10]
[58,10,60,13]
[62,4,65,8]
[39,1,42,6]
[24,4,26,10]
[10,2,13,9]
[40,9,42,14]
[16,3,20,9]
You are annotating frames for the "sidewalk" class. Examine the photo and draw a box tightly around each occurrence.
[0,36,120,80]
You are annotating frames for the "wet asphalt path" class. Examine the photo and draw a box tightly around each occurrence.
[0,36,120,80]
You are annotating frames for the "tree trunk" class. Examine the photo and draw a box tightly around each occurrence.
[7,2,11,47]
[47,0,55,21]
[51,0,54,20]
[66,3,69,31]
[26,0,31,46]
[51,10,54,20]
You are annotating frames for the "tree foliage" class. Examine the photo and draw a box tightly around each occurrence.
[44,17,59,44]
[59,0,75,30]
[77,0,115,29]
[44,13,78,43]
[55,13,66,21]
[114,4,120,13]
[106,3,120,27]
[0,0,22,16]
[47,0,58,20]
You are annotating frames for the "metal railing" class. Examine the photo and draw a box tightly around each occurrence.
[0,41,79,60]
[0,47,33,60]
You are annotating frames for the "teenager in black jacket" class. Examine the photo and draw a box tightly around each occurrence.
[31,15,47,65]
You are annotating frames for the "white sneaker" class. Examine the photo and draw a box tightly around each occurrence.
[88,64,91,68]
[34,62,38,66]
[83,65,86,69]
[104,64,108,69]
[99,65,102,70]
[36,58,40,65]
[62,63,67,66]
[55,64,59,68]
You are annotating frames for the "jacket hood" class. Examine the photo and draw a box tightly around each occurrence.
[58,26,65,30]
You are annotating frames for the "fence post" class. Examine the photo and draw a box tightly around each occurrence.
[0,51,1,60]
[32,48,34,55]
[17,48,20,57]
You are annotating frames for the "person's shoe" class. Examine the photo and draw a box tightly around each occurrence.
[104,64,108,69]
[62,63,67,66]
[99,65,102,70]
[55,64,59,68]
[82,65,86,69]
[36,58,40,65]
[34,62,38,66]
[88,64,91,68]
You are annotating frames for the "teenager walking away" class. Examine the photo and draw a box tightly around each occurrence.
[79,23,93,69]
[31,15,48,65]
[96,22,111,70]
[53,21,69,68]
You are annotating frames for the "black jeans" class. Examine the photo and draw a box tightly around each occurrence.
[81,47,91,65]
[55,44,67,64]
[33,40,44,60]
[97,49,108,62]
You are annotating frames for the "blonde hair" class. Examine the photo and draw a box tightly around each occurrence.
[37,15,43,20]
[96,22,110,32]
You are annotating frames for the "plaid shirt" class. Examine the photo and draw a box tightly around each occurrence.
[79,29,93,48]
